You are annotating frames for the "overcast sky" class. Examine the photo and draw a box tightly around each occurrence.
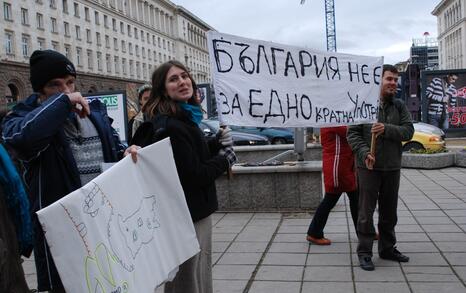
[173,0,440,64]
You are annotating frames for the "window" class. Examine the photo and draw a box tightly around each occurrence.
[64,22,70,36]
[113,38,118,50]
[62,0,68,13]
[50,0,56,9]
[21,8,29,25]
[97,52,102,70]
[87,50,93,69]
[129,42,133,55]
[105,35,110,48]
[84,7,89,21]
[75,25,81,40]
[142,47,145,58]
[95,11,99,24]
[122,58,126,74]
[129,60,134,76]
[76,47,82,66]
[114,56,119,74]
[36,13,44,29]
[64,45,71,58]
[136,61,140,78]
[141,30,144,41]
[86,29,91,43]
[134,27,138,39]
[104,15,108,28]
[5,31,13,54]
[148,49,151,60]
[96,32,101,46]
[3,2,12,20]
[112,18,116,31]
[120,21,124,34]
[121,40,126,52]
[51,17,58,33]
[37,38,45,50]
[52,41,59,51]
[73,2,79,17]
[135,45,139,56]
[106,54,111,72]
[127,24,131,36]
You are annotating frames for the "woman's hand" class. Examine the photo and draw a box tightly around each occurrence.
[124,145,141,163]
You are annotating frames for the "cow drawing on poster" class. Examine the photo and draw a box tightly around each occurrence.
[60,182,161,292]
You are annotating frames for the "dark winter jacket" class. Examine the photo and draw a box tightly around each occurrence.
[347,98,414,171]
[2,92,125,291]
[133,111,229,222]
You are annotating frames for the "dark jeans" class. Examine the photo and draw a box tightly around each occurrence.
[307,191,359,239]
[356,168,400,257]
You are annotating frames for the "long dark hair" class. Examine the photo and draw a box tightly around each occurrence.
[143,60,198,119]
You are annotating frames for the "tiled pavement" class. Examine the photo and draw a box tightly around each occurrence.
[24,167,466,292]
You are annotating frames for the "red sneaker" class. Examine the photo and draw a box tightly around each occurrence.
[306,235,331,245]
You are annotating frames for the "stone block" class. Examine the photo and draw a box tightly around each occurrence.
[401,152,455,169]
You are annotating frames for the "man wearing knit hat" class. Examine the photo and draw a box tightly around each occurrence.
[2,50,135,292]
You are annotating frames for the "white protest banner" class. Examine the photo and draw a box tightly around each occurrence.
[207,31,384,127]
[37,138,199,293]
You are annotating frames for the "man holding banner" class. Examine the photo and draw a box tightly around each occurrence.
[348,64,414,271]
[2,50,129,292]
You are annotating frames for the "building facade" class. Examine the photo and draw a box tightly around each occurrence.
[0,0,213,108]
[432,0,466,69]
[410,36,439,70]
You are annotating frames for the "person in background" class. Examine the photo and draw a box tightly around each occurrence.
[135,60,235,293]
[128,84,151,142]
[426,73,458,129]
[348,64,414,271]
[306,126,358,245]
[2,50,137,292]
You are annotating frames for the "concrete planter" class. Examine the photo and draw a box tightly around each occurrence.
[216,161,323,211]
[401,151,455,169]
[455,151,466,167]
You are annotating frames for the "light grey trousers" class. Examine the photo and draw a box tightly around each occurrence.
[164,215,213,293]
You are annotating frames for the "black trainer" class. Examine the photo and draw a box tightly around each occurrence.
[358,255,375,271]
[379,247,409,262]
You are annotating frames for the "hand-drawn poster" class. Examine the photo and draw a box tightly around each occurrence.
[37,138,199,293]
[207,31,384,128]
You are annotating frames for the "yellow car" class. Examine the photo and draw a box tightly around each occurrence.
[402,122,446,152]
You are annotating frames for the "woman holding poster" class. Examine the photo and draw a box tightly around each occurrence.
[138,60,236,293]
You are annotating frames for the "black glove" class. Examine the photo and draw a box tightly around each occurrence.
[219,146,237,166]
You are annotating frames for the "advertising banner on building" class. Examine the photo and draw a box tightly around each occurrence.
[37,138,200,293]
[421,69,466,136]
[85,91,128,143]
[207,31,384,128]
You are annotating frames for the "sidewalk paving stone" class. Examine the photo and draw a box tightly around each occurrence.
[262,253,307,266]
[248,281,301,293]
[403,266,460,282]
[410,282,466,293]
[255,265,303,281]
[355,282,410,293]
[353,266,405,282]
[303,266,352,282]
[302,282,354,293]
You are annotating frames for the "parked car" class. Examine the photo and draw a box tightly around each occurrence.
[199,120,269,146]
[229,126,294,144]
[402,122,446,152]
